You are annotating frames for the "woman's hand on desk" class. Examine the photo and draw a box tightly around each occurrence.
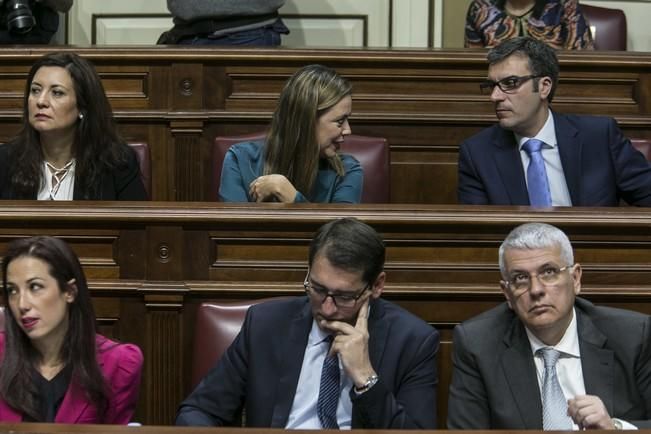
[249,175,298,203]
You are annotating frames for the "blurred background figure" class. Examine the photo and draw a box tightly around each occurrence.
[0,0,72,44]
[0,236,143,423]
[0,52,148,200]
[219,64,363,203]
[158,0,289,45]
[465,0,594,49]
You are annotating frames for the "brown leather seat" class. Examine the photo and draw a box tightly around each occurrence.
[191,300,267,389]
[212,132,390,203]
[630,138,651,161]
[128,143,152,199]
[581,4,627,50]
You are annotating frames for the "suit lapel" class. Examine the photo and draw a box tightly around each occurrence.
[492,129,530,204]
[367,299,388,368]
[270,300,312,428]
[576,309,614,414]
[553,113,582,205]
[501,318,543,429]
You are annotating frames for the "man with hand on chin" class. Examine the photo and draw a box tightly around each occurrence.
[447,222,650,430]
[176,217,439,429]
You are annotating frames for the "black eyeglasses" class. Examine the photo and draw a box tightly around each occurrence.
[303,272,370,308]
[479,75,542,95]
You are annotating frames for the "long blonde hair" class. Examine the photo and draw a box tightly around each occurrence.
[264,64,352,199]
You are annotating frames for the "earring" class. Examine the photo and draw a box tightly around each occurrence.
[78,113,84,120]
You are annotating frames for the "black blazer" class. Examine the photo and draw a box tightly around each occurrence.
[0,142,147,200]
[457,112,651,206]
[176,297,440,429]
[447,297,651,429]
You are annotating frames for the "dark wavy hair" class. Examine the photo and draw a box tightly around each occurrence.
[0,236,107,421]
[7,52,132,199]
[264,64,352,199]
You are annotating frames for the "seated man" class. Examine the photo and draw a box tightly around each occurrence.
[457,36,651,207]
[447,222,650,429]
[176,217,439,429]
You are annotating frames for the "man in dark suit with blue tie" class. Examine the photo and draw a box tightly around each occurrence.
[176,217,439,429]
[457,36,651,207]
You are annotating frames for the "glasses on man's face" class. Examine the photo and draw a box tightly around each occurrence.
[504,264,573,296]
[303,272,370,308]
[480,75,542,95]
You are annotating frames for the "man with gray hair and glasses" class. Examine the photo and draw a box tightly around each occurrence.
[447,222,650,430]
[457,36,651,206]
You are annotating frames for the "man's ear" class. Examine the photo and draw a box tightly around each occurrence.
[370,271,385,299]
[538,76,553,101]
[500,280,513,309]
[65,279,77,303]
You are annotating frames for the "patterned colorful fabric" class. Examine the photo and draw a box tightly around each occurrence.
[465,0,594,49]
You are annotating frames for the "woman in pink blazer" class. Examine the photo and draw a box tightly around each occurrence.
[0,236,143,423]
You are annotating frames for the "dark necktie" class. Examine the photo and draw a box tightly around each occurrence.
[538,348,573,430]
[317,335,339,429]
[522,139,552,207]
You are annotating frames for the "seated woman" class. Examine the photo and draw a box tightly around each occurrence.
[465,0,594,49]
[0,52,148,200]
[0,236,143,423]
[219,64,363,203]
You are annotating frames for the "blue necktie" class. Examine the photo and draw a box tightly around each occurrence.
[538,348,573,430]
[522,139,552,207]
[317,336,339,429]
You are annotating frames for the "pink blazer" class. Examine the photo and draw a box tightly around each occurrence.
[0,333,143,424]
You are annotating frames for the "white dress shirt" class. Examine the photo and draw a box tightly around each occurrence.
[516,109,573,206]
[285,320,353,429]
[525,309,637,430]
[37,160,76,200]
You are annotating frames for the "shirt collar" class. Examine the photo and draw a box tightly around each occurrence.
[526,307,580,358]
[516,109,557,150]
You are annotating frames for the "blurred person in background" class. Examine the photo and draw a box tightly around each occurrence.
[158,0,289,45]
[0,0,72,44]
[465,0,593,49]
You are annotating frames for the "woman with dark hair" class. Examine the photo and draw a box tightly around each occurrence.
[465,0,594,49]
[0,236,143,423]
[219,64,363,203]
[0,52,147,200]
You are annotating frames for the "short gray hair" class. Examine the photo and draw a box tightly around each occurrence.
[498,223,574,278]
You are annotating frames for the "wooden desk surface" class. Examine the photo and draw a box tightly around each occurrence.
[1,423,650,434]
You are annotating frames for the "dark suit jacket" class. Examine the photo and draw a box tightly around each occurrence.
[457,113,651,206]
[176,297,439,429]
[447,297,651,429]
[0,143,147,200]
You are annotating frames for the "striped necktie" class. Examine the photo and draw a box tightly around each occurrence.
[317,335,339,429]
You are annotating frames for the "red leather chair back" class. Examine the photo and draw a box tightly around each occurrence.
[212,132,390,203]
[191,300,265,389]
[630,138,651,161]
[128,143,152,199]
[581,4,627,50]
